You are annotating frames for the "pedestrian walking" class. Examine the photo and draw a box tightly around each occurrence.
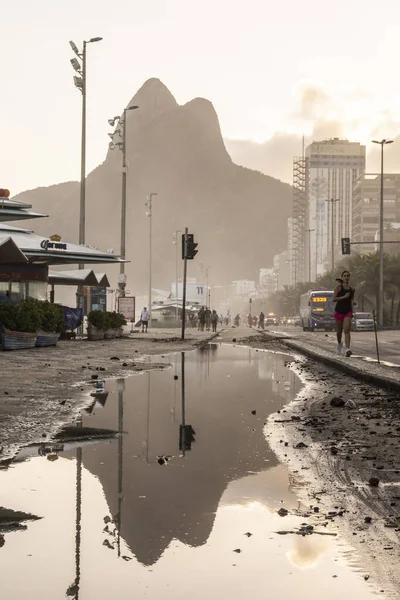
[205,308,211,331]
[247,314,252,328]
[140,307,150,333]
[188,311,195,328]
[333,270,355,357]
[234,314,240,327]
[198,306,206,331]
[259,311,265,329]
[211,309,219,332]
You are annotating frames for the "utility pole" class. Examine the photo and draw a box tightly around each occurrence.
[181,228,188,341]
[372,139,393,327]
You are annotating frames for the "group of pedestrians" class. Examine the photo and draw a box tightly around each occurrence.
[246,312,265,329]
[195,306,220,332]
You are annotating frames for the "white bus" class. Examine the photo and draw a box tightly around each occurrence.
[299,290,335,331]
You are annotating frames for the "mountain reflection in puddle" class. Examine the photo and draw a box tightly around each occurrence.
[0,345,380,599]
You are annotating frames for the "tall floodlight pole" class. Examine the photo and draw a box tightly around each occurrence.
[69,37,102,257]
[372,139,393,327]
[69,37,102,314]
[325,198,340,272]
[145,193,158,327]
[173,230,182,321]
[108,105,139,298]
[305,228,315,283]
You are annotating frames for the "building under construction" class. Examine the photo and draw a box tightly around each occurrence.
[290,156,306,285]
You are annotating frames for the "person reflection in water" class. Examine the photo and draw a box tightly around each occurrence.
[211,310,218,332]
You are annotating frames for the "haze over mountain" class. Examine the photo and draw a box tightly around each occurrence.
[13,79,292,294]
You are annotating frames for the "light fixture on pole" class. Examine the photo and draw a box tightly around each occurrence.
[108,105,139,299]
[173,230,182,321]
[145,193,158,327]
[305,228,315,283]
[372,139,393,327]
[69,36,102,313]
[325,198,340,273]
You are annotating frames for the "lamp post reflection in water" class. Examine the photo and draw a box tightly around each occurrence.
[116,378,125,557]
[66,421,82,599]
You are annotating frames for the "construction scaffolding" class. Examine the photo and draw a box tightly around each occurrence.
[292,157,306,285]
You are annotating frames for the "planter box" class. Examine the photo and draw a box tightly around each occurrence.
[105,328,117,340]
[87,325,105,341]
[1,327,37,351]
[36,331,60,347]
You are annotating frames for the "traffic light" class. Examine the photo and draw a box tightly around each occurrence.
[341,237,351,255]
[181,233,198,260]
[179,425,196,451]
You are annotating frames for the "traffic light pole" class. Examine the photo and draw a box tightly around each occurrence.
[181,228,188,341]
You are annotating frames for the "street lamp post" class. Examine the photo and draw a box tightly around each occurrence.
[372,139,393,327]
[69,37,102,314]
[145,193,158,327]
[173,230,182,321]
[69,37,102,257]
[325,198,340,272]
[305,228,315,283]
[108,105,139,298]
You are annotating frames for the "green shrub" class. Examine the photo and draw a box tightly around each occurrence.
[40,301,64,333]
[88,310,107,329]
[108,311,126,329]
[0,298,42,333]
[0,300,17,331]
[16,299,42,332]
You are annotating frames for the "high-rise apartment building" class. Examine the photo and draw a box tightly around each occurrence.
[304,138,365,280]
[352,173,400,254]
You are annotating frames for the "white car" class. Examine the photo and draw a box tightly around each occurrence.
[352,312,374,331]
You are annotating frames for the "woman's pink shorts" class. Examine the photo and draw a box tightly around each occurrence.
[334,311,353,321]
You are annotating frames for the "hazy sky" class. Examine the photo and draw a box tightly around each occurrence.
[3,0,400,194]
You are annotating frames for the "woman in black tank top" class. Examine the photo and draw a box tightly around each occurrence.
[333,270,355,357]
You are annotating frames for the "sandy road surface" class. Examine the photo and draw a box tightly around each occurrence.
[0,329,215,461]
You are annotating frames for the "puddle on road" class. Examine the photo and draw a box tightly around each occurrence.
[0,344,381,599]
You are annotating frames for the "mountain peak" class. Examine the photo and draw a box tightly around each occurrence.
[128,78,178,113]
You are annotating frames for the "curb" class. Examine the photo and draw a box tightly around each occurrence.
[260,331,400,393]
[195,331,221,348]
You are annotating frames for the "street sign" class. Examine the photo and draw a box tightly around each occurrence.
[341,237,351,255]
[118,296,135,321]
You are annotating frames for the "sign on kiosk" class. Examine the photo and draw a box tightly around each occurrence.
[118,297,135,322]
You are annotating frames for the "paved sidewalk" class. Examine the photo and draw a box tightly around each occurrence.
[260,329,400,391]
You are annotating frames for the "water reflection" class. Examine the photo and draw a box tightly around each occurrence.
[0,345,381,600]
[75,346,297,567]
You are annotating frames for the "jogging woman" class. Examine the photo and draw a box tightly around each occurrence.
[333,270,355,357]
